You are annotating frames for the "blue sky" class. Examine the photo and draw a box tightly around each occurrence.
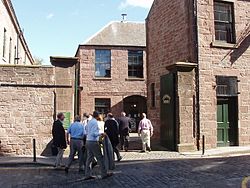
[12,0,153,64]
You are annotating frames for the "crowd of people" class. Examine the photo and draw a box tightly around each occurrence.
[52,111,153,180]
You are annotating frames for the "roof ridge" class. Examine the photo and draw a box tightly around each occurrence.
[80,20,146,47]
[83,21,145,45]
[83,21,116,45]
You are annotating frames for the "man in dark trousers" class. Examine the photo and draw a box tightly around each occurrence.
[65,115,85,173]
[104,113,122,161]
[117,112,131,152]
[52,112,67,169]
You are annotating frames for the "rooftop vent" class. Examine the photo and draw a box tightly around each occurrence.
[121,13,127,23]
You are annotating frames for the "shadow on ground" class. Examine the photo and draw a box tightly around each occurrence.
[0,155,249,188]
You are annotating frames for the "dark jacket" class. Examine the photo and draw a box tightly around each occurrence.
[52,120,67,149]
[117,116,131,135]
[104,119,119,146]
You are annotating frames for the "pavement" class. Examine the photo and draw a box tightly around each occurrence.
[0,134,250,187]
[0,154,250,188]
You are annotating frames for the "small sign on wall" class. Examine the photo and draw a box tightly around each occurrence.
[162,94,171,104]
[63,112,71,130]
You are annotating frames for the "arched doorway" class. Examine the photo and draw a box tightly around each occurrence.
[123,95,147,132]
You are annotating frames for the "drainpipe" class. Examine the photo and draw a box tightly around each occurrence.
[193,0,200,150]
[15,32,19,64]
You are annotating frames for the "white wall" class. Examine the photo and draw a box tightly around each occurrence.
[0,1,32,65]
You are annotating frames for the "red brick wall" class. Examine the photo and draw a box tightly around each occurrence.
[198,0,250,148]
[77,46,147,118]
[146,0,196,143]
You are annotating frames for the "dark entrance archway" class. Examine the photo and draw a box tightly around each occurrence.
[123,95,147,132]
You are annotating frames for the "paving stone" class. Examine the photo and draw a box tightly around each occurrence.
[0,155,249,188]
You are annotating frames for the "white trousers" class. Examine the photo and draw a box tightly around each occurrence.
[141,130,151,151]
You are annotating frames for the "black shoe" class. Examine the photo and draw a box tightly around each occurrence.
[147,147,151,152]
[65,167,69,174]
[102,173,113,179]
[125,147,128,152]
[84,176,95,181]
[91,161,98,169]
[79,169,84,173]
[140,150,146,153]
[117,156,122,162]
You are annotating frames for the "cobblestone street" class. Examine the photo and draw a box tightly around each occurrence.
[0,153,249,188]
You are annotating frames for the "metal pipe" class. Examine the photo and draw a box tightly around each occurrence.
[202,135,205,155]
[193,0,201,151]
[33,139,36,162]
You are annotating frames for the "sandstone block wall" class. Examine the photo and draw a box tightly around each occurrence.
[146,0,196,145]
[176,69,197,151]
[77,46,147,118]
[0,64,76,155]
[147,0,250,151]
[198,0,250,148]
[54,64,76,120]
[0,65,55,155]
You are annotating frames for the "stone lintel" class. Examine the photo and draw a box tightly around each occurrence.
[166,62,197,72]
[50,56,79,67]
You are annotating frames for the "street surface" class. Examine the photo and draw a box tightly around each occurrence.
[0,153,249,188]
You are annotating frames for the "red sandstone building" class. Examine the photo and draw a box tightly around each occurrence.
[147,0,250,151]
[75,21,147,126]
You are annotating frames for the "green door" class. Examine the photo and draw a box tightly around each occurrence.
[217,99,230,147]
[160,73,176,151]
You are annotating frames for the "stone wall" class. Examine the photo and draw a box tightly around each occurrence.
[0,65,55,155]
[176,68,197,151]
[146,0,196,145]
[53,63,76,121]
[0,63,76,155]
[197,0,250,148]
[77,46,147,118]
[147,0,250,151]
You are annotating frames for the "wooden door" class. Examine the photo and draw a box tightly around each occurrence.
[217,99,230,147]
[160,73,176,151]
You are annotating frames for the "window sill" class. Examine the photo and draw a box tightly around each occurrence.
[211,41,237,49]
[93,77,112,81]
[125,78,145,81]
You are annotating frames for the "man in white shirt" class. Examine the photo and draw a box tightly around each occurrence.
[138,113,153,152]
[84,111,113,180]
[82,113,92,128]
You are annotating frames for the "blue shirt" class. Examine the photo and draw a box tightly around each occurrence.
[86,118,101,141]
[67,121,85,139]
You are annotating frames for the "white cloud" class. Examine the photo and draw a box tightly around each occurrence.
[119,0,154,9]
[46,13,54,20]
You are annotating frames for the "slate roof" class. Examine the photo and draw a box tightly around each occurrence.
[83,21,146,47]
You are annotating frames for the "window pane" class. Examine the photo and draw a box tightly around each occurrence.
[95,98,111,116]
[128,50,143,78]
[3,28,7,58]
[214,1,234,43]
[95,50,111,77]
